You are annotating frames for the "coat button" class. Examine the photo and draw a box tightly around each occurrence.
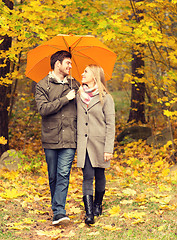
[85,134,87,137]
[85,123,88,126]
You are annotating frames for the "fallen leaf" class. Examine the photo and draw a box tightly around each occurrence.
[120,199,133,205]
[123,211,146,220]
[35,210,49,215]
[37,219,47,223]
[0,188,26,199]
[37,176,47,185]
[3,215,10,220]
[8,226,30,230]
[109,206,121,216]
[66,230,75,237]
[102,225,121,231]
[159,196,172,205]
[158,225,165,231]
[36,229,62,237]
[87,231,100,236]
[159,205,176,210]
[78,223,85,228]
[132,219,145,224]
[122,188,137,196]
[69,206,82,214]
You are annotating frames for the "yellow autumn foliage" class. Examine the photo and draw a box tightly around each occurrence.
[123,211,146,220]
[0,136,7,145]
[109,205,121,216]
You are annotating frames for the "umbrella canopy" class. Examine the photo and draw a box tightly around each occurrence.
[25,34,117,83]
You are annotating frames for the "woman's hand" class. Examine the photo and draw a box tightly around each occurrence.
[104,152,113,162]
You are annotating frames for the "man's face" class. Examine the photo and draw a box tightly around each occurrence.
[57,58,72,77]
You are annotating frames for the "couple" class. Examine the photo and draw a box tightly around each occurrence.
[35,50,115,226]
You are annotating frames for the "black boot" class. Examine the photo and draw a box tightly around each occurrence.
[94,190,105,216]
[83,195,94,225]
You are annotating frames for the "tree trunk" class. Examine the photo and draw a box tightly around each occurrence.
[128,50,146,123]
[0,0,13,156]
[128,0,146,123]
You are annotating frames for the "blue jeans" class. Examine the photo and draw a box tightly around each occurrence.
[44,148,76,216]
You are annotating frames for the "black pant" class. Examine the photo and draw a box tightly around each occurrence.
[82,151,106,196]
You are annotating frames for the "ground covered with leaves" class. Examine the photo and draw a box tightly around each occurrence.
[0,139,177,240]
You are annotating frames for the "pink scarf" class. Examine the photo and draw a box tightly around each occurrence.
[80,84,99,105]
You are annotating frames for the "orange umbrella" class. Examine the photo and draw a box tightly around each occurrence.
[25,34,117,83]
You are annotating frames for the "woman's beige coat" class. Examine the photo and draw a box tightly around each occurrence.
[76,93,115,168]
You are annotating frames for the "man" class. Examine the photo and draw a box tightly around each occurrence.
[35,50,80,225]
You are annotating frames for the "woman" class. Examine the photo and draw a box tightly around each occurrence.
[77,64,115,225]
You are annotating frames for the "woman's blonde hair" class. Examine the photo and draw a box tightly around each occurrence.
[87,64,108,103]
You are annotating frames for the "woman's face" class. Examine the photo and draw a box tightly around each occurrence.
[81,67,95,87]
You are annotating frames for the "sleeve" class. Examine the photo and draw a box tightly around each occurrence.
[74,79,80,90]
[35,83,69,117]
[103,94,115,153]
[70,78,80,91]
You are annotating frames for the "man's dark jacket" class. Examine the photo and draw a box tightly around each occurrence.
[35,74,80,149]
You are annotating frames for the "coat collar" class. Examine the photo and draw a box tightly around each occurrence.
[78,94,101,111]
[48,72,75,84]
[47,73,79,90]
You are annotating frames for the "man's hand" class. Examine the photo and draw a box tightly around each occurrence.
[66,89,76,100]
[104,152,113,162]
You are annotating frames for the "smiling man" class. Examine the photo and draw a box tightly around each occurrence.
[35,51,80,225]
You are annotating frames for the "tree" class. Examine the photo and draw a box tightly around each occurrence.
[128,50,146,123]
[0,0,101,156]
[0,0,177,156]
[0,0,13,156]
[128,0,146,123]
[95,0,177,124]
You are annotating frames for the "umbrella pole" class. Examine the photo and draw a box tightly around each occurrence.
[69,47,72,89]
[69,71,72,89]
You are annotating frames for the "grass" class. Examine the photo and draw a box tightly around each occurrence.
[0,230,22,240]
[68,173,177,239]
[0,162,176,240]
[0,206,22,240]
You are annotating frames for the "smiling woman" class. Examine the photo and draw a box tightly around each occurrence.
[76,64,115,225]
[81,66,95,88]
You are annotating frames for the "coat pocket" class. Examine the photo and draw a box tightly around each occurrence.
[41,120,61,143]
[62,117,77,144]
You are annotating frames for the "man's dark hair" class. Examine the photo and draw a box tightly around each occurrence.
[50,50,72,70]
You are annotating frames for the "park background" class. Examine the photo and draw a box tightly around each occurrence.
[0,0,177,239]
